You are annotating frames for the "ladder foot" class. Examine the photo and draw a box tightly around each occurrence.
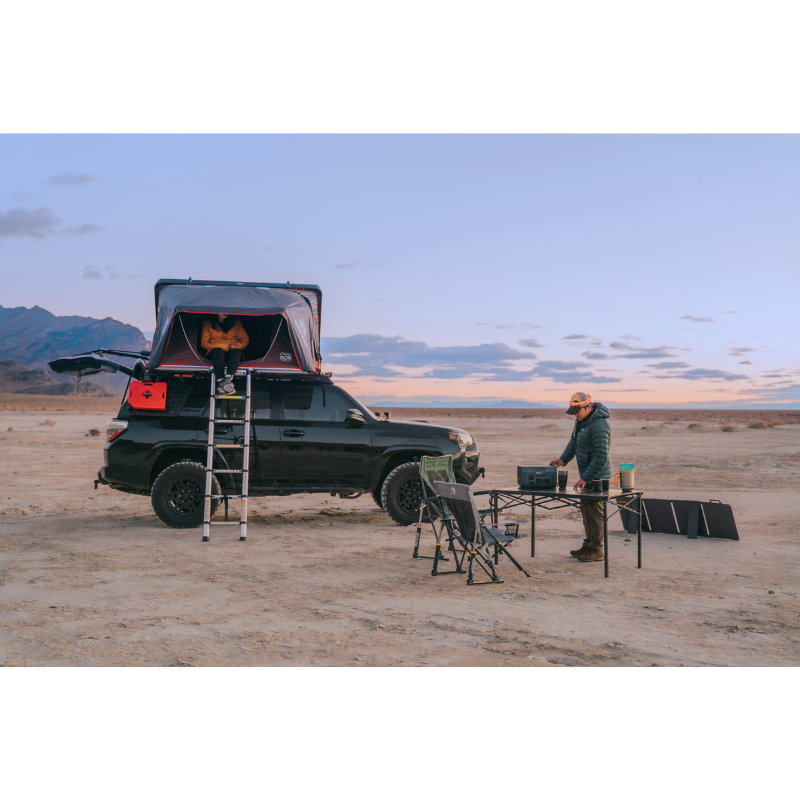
[202,536,209,542]
[239,537,246,541]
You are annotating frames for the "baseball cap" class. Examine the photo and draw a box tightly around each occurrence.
[566,392,592,415]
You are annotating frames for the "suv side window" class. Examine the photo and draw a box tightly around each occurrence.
[283,387,352,423]
[251,388,272,420]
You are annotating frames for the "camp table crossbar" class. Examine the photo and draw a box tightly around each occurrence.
[474,487,645,578]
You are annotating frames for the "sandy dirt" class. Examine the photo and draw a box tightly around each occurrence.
[1,401,799,667]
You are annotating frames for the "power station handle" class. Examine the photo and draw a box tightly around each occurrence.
[614,472,620,487]
[283,429,305,438]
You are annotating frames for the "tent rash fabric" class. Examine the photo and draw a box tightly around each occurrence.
[148,285,320,372]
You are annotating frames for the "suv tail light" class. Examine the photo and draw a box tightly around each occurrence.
[106,419,128,442]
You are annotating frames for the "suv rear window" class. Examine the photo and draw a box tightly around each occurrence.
[283,387,352,423]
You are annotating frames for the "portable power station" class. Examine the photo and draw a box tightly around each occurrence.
[517,465,558,490]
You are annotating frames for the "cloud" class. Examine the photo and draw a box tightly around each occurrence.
[620,334,641,341]
[608,342,676,359]
[63,223,103,236]
[653,368,747,382]
[518,338,543,348]
[738,383,800,402]
[647,361,691,369]
[322,334,536,378]
[722,310,739,315]
[678,315,715,323]
[727,347,756,357]
[333,259,391,271]
[82,264,128,280]
[581,351,609,360]
[738,360,753,365]
[0,207,60,239]
[46,172,95,186]
[562,334,589,340]
[322,335,627,383]
[531,360,621,384]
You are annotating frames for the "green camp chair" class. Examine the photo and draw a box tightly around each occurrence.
[413,455,459,565]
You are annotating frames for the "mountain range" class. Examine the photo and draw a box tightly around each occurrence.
[0,305,148,393]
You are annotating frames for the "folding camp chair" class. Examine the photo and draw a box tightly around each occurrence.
[412,455,459,563]
[431,481,530,585]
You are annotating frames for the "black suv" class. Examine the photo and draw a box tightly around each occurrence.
[99,372,482,528]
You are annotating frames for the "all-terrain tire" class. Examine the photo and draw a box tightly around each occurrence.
[381,462,426,526]
[371,486,384,509]
[151,461,220,529]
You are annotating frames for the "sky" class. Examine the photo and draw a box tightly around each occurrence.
[1,134,798,407]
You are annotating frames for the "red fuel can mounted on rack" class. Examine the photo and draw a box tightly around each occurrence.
[128,380,168,410]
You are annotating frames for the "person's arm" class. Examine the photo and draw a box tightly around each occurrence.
[580,420,610,483]
[200,322,213,352]
[234,321,249,350]
[558,430,576,466]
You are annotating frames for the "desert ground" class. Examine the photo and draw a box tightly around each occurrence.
[1,395,798,667]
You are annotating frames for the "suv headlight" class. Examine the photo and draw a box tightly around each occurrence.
[449,432,473,448]
[106,419,128,442]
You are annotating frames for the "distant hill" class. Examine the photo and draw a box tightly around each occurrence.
[0,359,112,396]
[0,305,148,391]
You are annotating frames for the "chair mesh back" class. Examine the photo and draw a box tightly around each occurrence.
[432,481,483,544]
[419,456,456,498]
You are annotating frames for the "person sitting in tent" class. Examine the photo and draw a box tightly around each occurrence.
[200,313,250,394]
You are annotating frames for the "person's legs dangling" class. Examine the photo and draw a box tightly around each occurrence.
[226,348,242,377]
[210,348,226,381]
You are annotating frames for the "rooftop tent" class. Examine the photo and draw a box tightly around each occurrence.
[148,283,322,373]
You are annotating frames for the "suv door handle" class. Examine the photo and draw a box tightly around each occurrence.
[283,429,305,438]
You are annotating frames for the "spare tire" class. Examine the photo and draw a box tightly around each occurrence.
[151,461,220,528]
[381,462,425,526]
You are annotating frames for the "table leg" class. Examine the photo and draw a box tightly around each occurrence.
[531,499,536,558]
[637,494,642,569]
[492,493,498,527]
[603,499,608,578]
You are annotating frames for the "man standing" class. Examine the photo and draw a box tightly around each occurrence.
[550,392,612,562]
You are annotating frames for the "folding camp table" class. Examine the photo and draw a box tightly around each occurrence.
[475,487,644,578]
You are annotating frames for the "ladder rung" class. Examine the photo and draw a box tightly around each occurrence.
[212,419,247,424]
[210,494,245,498]
[210,469,244,473]
[214,444,243,448]
[210,521,243,525]
[214,395,248,400]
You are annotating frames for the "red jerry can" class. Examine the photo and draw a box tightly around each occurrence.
[128,380,167,410]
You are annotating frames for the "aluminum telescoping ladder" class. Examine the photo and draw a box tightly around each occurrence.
[202,369,251,542]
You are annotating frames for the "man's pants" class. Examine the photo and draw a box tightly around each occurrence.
[580,500,605,552]
[209,347,242,381]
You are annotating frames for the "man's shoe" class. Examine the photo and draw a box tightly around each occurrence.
[576,548,604,562]
[570,541,590,558]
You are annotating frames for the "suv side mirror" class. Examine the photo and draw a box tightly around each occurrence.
[346,408,366,424]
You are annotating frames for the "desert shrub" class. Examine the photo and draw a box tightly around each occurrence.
[687,423,703,429]
[721,425,736,432]
[39,419,56,426]
[88,428,100,436]
[748,420,770,429]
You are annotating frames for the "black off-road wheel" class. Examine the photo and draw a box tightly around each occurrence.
[381,462,426,526]
[151,462,220,529]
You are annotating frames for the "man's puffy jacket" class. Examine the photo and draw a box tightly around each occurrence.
[200,319,250,353]
[559,402,612,482]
